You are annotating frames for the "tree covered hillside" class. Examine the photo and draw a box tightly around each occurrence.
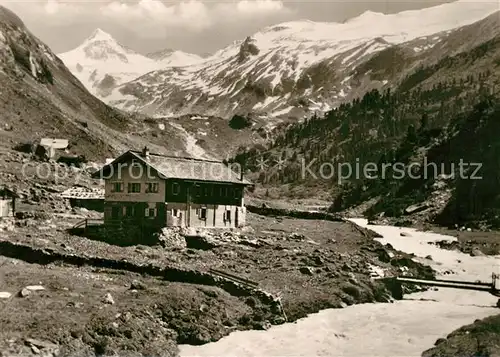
[333,97,500,228]
[233,36,500,227]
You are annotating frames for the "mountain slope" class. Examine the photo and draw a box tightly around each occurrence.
[0,6,207,160]
[58,29,162,97]
[331,95,500,228]
[0,10,132,158]
[58,30,203,98]
[229,15,499,208]
[146,48,203,66]
[105,0,499,119]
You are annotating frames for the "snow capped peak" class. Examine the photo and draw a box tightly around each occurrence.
[147,48,175,61]
[245,0,499,51]
[57,28,161,95]
[158,50,204,66]
[59,27,148,66]
[57,29,205,97]
[85,28,115,43]
[261,20,319,34]
[61,0,499,113]
[147,47,204,66]
[348,10,385,23]
[168,50,203,64]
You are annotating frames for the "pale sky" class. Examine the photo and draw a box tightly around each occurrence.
[1,0,456,55]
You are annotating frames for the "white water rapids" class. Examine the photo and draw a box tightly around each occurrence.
[180,219,500,357]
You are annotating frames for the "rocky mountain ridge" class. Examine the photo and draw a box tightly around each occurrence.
[229,11,500,228]
[146,47,203,64]
[101,1,499,120]
[58,29,202,98]
[0,6,216,161]
[0,9,128,159]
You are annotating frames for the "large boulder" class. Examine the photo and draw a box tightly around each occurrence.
[157,227,187,249]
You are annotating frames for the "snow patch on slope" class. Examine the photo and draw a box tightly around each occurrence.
[147,48,203,67]
[58,29,202,96]
[103,1,499,118]
[168,121,211,160]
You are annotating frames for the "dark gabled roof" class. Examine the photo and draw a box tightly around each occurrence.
[91,150,252,185]
[0,186,20,198]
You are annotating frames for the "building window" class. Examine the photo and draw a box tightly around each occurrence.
[233,188,241,199]
[224,210,231,222]
[128,183,141,193]
[130,162,142,177]
[145,208,157,217]
[111,182,124,193]
[199,207,207,220]
[171,182,180,195]
[124,206,135,217]
[172,208,179,217]
[146,182,159,193]
[111,206,120,219]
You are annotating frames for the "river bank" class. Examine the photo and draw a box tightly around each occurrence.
[0,212,431,356]
[180,219,500,357]
[422,313,500,357]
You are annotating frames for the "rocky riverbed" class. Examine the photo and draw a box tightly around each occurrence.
[180,219,500,357]
[0,208,434,356]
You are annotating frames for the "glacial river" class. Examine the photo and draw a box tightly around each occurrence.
[180,219,500,357]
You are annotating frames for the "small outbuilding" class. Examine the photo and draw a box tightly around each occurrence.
[0,186,18,217]
[39,138,69,159]
[60,186,105,212]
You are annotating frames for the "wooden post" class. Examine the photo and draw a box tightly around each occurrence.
[186,185,191,227]
[276,295,287,322]
[11,196,15,217]
[272,292,287,322]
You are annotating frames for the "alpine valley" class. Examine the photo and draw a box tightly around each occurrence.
[58,0,499,124]
[1,1,500,357]
[231,8,500,230]
[57,0,500,231]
